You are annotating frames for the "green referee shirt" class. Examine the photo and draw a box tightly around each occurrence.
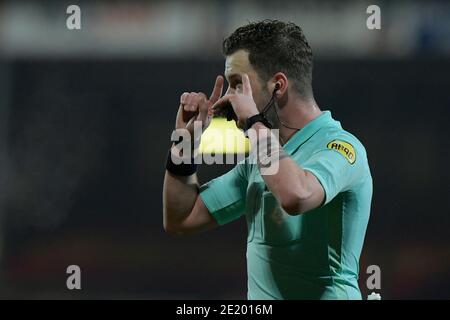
[199,111,372,300]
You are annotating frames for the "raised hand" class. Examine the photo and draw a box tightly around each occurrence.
[212,74,259,129]
[175,76,224,136]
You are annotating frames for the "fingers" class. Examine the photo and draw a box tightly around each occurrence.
[180,92,192,112]
[180,92,189,106]
[180,92,203,123]
[242,73,252,96]
[197,92,209,121]
[209,75,224,104]
[180,75,223,113]
[211,94,233,112]
[178,75,224,124]
[185,92,197,112]
[180,92,202,112]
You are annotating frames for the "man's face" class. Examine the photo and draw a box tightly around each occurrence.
[224,50,271,112]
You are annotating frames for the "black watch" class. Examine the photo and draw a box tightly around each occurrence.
[244,113,272,132]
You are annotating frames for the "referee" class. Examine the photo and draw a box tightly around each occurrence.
[163,20,372,300]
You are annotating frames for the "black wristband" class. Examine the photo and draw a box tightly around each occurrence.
[166,149,198,176]
[245,113,273,132]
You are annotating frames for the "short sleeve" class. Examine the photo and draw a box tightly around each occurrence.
[199,163,248,225]
[302,138,364,206]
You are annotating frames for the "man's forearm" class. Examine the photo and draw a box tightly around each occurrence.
[250,123,318,214]
[163,171,199,230]
[163,142,200,229]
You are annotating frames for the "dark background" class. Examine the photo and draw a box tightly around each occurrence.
[0,57,449,299]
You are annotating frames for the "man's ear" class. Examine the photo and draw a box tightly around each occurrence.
[271,72,288,96]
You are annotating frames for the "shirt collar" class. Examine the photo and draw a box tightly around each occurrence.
[283,110,340,154]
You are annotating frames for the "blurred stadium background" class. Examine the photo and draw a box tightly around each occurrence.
[0,0,449,299]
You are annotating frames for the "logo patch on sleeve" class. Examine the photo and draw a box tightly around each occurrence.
[326,140,356,164]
